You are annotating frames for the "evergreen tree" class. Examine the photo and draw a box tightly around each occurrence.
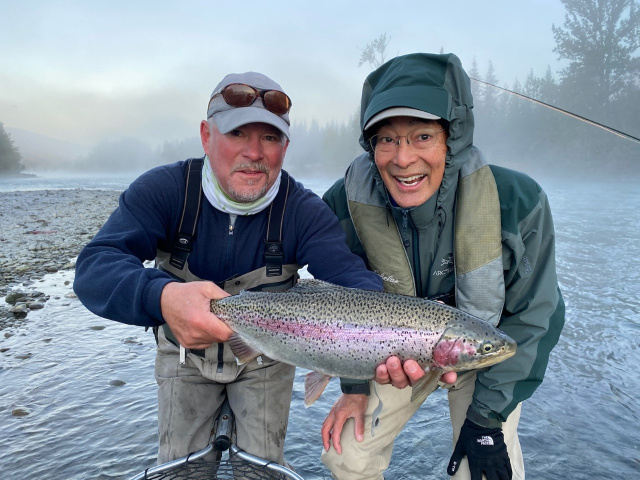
[552,0,640,120]
[481,61,500,131]
[0,122,24,174]
[536,67,565,153]
[483,62,499,109]
[540,66,560,105]
[468,58,482,105]
[553,0,640,171]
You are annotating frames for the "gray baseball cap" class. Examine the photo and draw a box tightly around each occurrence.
[207,72,291,139]
[364,107,440,131]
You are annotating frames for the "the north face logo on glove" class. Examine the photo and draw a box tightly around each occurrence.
[448,418,512,478]
[477,435,495,446]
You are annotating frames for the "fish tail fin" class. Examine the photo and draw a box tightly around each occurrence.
[304,371,332,407]
[228,334,263,365]
[410,370,440,404]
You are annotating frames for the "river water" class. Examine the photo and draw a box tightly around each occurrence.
[1,172,638,479]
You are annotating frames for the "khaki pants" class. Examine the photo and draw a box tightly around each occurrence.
[321,371,524,480]
[155,327,296,465]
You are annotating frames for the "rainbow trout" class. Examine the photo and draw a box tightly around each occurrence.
[210,279,516,406]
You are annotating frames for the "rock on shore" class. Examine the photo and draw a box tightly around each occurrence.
[0,189,121,325]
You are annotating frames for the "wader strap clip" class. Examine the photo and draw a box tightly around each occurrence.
[265,241,284,277]
[169,233,194,269]
[169,157,204,270]
[264,172,290,277]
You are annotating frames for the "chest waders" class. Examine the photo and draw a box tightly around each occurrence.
[154,157,299,373]
[345,150,505,324]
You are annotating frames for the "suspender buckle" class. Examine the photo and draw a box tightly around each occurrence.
[265,241,283,277]
[169,234,194,269]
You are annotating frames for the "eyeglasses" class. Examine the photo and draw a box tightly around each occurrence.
[369,128,444,153]
[209,83,292,116]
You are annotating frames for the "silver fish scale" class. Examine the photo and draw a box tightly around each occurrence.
[210,280,500,379]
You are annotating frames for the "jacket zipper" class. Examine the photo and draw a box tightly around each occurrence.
[388,205,416,295]
[401,210,410,247]
[412,224,423,297]
[402,210,423,297]
[219,215,237,373]
[225,215,236,266]
[400,209,422,297]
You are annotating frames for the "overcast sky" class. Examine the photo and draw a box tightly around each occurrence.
[1,0,568,149]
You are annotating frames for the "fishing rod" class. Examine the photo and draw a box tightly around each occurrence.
[470,78,640,145]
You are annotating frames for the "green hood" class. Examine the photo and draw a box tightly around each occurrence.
[358,53,475,207]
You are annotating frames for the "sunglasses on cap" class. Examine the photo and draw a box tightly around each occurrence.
[210,83,292,116]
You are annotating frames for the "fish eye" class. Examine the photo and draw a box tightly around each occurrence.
[481,343,494,354]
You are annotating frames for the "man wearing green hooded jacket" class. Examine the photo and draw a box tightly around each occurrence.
[320,53,565,480]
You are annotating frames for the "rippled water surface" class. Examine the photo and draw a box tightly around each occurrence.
[1,177,639,479]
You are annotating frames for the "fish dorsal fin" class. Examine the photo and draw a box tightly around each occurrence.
[409,369,440,404]
[304,371,332,407]
[228,334,263,365]
[289,278,342,294]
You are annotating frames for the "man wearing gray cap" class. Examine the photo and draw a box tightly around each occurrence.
[74,71,382,467]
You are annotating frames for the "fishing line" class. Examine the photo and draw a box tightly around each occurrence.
[470,78,640,145]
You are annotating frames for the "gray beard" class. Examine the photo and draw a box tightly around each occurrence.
[227,163,270,202]
[226,183,268,203]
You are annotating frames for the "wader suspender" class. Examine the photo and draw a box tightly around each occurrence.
[169,157,204,270]
[264,171,290,277]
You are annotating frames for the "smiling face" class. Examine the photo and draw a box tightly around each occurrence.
[371,116,448,208]
[200,120,289,202]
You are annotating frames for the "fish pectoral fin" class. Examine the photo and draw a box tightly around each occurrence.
[304,371,332,407]
[228,334,263,365]
[410,370,440,404]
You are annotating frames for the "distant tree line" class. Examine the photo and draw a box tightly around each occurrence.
[62,136,203,174]
[0,122,24,175]
[284,113,364,180]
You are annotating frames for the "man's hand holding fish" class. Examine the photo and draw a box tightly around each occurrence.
[375,356,458,388]
[160,281,233,349]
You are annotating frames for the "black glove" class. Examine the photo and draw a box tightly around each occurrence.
[447,418,512,480]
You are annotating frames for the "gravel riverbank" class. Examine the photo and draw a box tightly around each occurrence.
[0,189,121,326]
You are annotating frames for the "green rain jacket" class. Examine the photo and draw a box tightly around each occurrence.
[323,53,565,428]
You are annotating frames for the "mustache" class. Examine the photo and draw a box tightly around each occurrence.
[233,163,269,174]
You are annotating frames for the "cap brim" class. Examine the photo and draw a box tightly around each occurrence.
[212,106,290,140]
[364,107,440,131]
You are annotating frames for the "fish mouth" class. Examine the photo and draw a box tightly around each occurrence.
[469,341,517,368]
